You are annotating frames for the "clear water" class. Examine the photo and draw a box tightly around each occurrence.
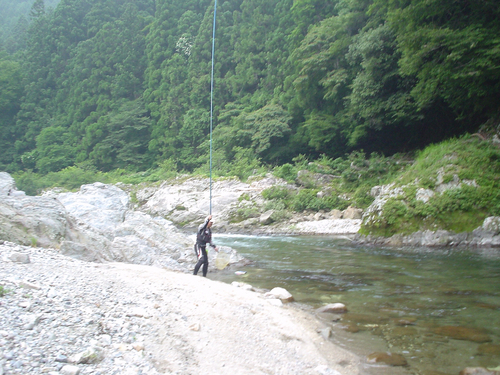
[209,234,500,375]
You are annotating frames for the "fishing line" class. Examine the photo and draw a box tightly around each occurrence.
[209,0,217,215]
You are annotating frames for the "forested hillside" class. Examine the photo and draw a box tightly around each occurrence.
[0,0,499,175]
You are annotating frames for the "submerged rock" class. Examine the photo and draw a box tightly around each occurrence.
[434,326,491,343]
[366,352,407,366]
[459,368,500,375]
[477,343,500,356]
[316,303,348,314]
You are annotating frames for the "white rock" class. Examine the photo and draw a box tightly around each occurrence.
[260,210,275,225]
[231,282,254,291]
[316,303,348,314]
[60,365,81,375]
[343,206,363,220]
[416,188,434,203]
[8,252,30,263]
[483,217,500,234]
[69,346,104,364]
[265,287,294,303]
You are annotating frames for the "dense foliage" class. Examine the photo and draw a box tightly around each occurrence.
[1,0,499,176]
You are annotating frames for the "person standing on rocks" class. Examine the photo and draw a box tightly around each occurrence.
[194,215,218,277]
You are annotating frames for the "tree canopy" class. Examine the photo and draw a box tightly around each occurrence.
[0,0,498,174]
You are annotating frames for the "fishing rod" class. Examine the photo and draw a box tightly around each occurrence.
[209,0,217,215]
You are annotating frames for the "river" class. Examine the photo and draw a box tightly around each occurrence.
[210,234,500,375]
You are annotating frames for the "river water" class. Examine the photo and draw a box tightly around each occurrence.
[210,234,500,375]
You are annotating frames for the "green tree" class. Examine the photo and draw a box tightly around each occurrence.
[35,126,76,173]
[0,55,23,169]
[88,99,152,171]
[29,0,45,20]
[378,0,500,123]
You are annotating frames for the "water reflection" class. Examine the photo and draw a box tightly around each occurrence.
[210,234,500,375]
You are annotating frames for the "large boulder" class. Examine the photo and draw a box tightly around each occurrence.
[52,182,195,267]
[259,210,274,225]
[55,183,130,236]
[343,206,363,220]
[0,193,76,248]
[0,173,243,270]
[483,217,500,234]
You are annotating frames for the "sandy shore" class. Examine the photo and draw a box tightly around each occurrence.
[117,263,362,375]
[1,243,362,375]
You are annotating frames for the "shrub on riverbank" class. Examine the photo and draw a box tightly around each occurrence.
[360,135,500,236]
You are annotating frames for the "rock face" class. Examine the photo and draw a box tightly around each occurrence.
[137,175,362,235]
[2,171,499,253]
[0,173,242,270]
[139,175,282,227]
[0,191,74,248]
[359,178,500,247]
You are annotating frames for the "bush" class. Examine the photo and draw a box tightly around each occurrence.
[262,186,292,201]
[230,206,260,223]
[274,163,296,182]
[382,199,408,225]
[291,189,325,212]
[12,170,43,196]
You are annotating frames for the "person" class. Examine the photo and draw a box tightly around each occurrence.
[193,214,218,277]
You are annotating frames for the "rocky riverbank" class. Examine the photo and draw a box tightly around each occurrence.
[1,241,362,375]
[2,171,500,375]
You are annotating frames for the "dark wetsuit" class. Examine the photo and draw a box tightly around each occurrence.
[193,217,215,277]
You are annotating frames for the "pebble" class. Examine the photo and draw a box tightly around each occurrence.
[0,243,161,375]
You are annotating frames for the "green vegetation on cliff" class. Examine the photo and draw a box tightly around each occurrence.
[360,135,500,236]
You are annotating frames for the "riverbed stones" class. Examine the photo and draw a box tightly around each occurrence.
[60,365,81,375]
[459,368,500,375]
[0,244,162,375]
[477,343,500,356]
[265,287,294,303]
[260,210,275,225]
[316,303,348,314]
[343,207,363,220]
[366,352,407,366]
[433,326,491,343]
[7,252,30,264]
